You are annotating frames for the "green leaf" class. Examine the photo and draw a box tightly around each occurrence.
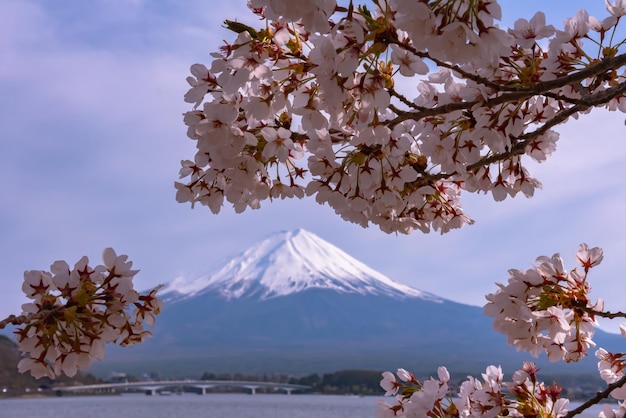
[223,20,258,38]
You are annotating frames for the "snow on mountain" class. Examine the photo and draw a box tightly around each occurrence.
[161,229,440,302]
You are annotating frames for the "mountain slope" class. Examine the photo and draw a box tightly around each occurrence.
[94,230,624,378]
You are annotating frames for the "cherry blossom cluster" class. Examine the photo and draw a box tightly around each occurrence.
[598,403,626,418]
[381,244,626,417]
[484,244,604,363]
[378,362,569,418]
[177,0,626,234]
[597,346,626,416]
[11,248,162,379]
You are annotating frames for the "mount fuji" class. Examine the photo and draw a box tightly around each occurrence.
[160,229,437,302]
[95,229,621,377]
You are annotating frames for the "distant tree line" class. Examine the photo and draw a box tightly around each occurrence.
[292,370,385,395]
[198,368,606,398]
[200,369,384,395]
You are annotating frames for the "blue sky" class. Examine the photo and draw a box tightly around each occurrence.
[1,0,625,333]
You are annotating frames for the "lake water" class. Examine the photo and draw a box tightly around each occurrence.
[0,393,609,417]
[0,394,378,418]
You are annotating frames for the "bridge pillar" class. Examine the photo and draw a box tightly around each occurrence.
[249,387,257,395]
[145,389,157,396]
[286,388,292,395]
[200,387,206,395]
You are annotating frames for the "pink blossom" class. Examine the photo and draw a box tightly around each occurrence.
[606,0,626,17]
[261,127,295,162]
[14,250,162,379]
[509,12,555,48]
[380,371,399,396]
[575,243,604,270]
[390,45,428,77]
[22,270,53,300]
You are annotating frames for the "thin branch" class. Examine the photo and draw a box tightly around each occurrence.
[501,104,585,155]
[543,91,590,106]
[401,102,585,189]
[565,374,626,418]
[512,53,626,95]
[0,307,68,330]
[387,89,570,128]
[385,40,626,127]
[388,86,423,110]
[582,307,626,320]
[394,40,626,95]
[0,314,29,330]
[388,100,478,127]
[391,41,506,90]
[389,77,626,128]
[396,78,626,186]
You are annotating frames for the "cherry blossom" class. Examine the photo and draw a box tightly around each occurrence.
[380,371,399,396]
[9,249,162,379]
[508,12,555,48]
[177,0,626,236]
[606,0,626,18]
[378,362,571,418]
[599,403,626,418]
[484,244,604,363]
[576,243,605,270]
[597,348,626,400]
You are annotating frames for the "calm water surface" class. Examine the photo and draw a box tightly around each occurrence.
[0,393,379,418]
[0,394,607,417]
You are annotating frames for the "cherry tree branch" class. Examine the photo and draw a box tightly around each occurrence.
[397,103,585,188]
[504,53,626,94]
[394,40,626,94]
[582,307,626,319]
[396,79,626,186]
[388,86,423,110]
[0,314,28,329]
[0,309,64,330]
[388,77,626,129]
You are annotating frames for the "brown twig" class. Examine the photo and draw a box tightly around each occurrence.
[388,86,423,110]
[394,41,626,95]
[581,307,626,320]
[0,314,29,330]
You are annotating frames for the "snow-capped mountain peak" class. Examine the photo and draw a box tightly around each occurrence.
[161,229,439,302]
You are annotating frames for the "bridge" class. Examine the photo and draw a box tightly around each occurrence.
[54,380,311,396]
